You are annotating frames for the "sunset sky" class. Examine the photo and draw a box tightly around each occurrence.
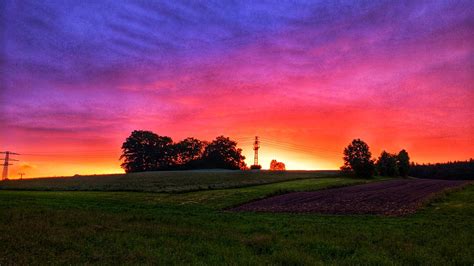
[1,0,473,178]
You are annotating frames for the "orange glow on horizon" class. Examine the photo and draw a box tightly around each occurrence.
[1,1,473,179]
[4,129,473,179]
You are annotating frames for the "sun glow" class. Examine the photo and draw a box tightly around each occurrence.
[1,1,472,178]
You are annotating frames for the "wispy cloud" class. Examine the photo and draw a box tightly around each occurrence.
[1,0,473,175]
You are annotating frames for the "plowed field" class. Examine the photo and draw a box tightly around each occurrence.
[231,179,470,216]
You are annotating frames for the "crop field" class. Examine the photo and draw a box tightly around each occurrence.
[0,172,473,264]
[0,170,337,193]
[232,179,470,216]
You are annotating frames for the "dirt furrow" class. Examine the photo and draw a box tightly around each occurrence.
[231,179,470,216]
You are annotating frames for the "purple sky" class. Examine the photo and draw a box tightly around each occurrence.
[1,0,473,177]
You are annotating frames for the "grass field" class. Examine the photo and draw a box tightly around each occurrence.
[0,172,472,264]
[0,170,337,193]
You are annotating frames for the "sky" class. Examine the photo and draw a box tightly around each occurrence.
[1,0,473,178]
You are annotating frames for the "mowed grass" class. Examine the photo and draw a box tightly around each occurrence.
[0,176,472,265]
[0,170,337,193]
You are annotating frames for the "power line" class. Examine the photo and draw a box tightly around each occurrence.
[235,136,343,160]
[1,151,20,180]
[7,136,344,172]
[259,141,342,157]
[238,139,341,155]
[260,138,342,153]
[237,137,342,153]
[21,153,118,158]
[21,150,118,156]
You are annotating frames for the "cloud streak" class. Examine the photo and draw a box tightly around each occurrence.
[1,0,473,176]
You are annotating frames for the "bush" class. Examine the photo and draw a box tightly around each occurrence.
[250,165,262,170]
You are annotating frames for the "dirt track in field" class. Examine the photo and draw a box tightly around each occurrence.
[231,179,470,216]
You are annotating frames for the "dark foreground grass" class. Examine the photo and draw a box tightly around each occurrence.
[0,177,472,265]
[0,170,337,193]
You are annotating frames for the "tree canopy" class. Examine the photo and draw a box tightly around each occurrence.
[397,149,410,177]
[341,139,375,178]
[120,130,174,172]
[120,131,246,173]
[173,137,206,166]
[376,151,399,177]
[270,160,286,171]
[342,139,411,178]
[201,136,247,170]
[375,150,411,177]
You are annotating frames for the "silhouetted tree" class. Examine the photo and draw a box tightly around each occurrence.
[120,130,174,172]
[121,131,248,172]
[341,139,375,178]
[397,149,410,177]
[250,165,262,170]
[376,151,399,177]
[153,136,175,170]
[201,136,247,170]
[270,160,286,171]
[173,138,206,167]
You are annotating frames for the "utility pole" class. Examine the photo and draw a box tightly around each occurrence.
[0,151,20,181]
[19,172,25,180]
[253,136,259,166]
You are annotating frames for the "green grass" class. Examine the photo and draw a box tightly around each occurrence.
[0,176,472,265]
[0,170,337,193]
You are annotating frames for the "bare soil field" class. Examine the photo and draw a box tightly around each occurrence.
[231,179,471,216]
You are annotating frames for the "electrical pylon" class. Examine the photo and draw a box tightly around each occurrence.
[253,136,259,166]
[0,151,20,180]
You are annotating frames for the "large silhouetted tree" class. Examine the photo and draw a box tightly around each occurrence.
[397,149,410,177]
[376,151,399,177]
[120,130,174,173]
[201,136,247,170]
[173,138,206,167]
[121,131,247,172]
[341,139,375,178]
[152,135,175,170]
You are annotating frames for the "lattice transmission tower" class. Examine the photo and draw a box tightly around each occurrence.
[1,151,20,180]
[253,136,260,166]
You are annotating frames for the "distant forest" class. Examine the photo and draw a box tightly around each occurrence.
[409,159,474,180]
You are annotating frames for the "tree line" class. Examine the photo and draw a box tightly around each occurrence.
[120,130,246,173]
[408,159,474,180]
[341,139,410,178]
[121,131,470,179]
